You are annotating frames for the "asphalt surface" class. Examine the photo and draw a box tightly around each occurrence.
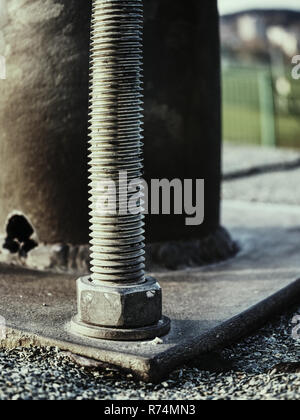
[223,144,300,205]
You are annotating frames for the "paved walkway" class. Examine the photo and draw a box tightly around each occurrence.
[223,144,300,205]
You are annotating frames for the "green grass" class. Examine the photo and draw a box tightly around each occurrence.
[223,105,262,145]
[277,114,300,149]
[223,104,300,148]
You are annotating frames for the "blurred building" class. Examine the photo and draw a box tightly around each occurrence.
[267,26,298,56]
[221,9,300,59]
[237,14,267,43]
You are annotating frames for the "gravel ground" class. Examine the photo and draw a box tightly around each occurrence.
[0,305,299,400]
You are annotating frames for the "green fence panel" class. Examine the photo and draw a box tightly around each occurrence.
[222,63,300,149]
[222,66,263,145]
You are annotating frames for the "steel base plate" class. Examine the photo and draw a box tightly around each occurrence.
[0,201,300,382]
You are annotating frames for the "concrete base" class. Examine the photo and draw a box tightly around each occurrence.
[1,200,300,383]
[0,226,237,274]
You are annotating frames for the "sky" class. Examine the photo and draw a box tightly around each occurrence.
[218,0,300,15]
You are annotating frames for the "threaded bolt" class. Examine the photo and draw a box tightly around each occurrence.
[89,0,145,285]
[70,0,170,341]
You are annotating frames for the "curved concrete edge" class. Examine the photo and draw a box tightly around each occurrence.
[0,227,238,274]
[148,278,300,383]
[147,227,239,270]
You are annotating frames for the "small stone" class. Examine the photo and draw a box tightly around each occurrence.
[152,337,163,345]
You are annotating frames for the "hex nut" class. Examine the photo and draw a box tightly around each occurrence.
[77,276,163,328]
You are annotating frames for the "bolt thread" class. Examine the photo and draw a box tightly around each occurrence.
[88,0,145,284]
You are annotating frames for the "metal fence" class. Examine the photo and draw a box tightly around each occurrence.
[222,64,300,148]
